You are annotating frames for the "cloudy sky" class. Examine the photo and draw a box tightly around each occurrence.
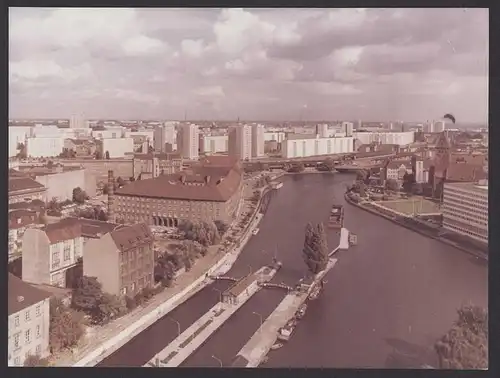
[9,8,488,122]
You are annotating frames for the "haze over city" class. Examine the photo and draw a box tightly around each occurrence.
[9,8,488,123]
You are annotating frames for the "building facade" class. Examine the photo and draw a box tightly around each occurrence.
[9,177,47,204]
[352,131,415,146]
[113,161,243,226]
[132,153,183,180]
[281,135,354,158]
[84,223,154,297]
[32,167,97,202]
[180,123,200,160]
[228,125,252,160]
[200,135,229,154]
[8,274,51,367]
[342,122,354,137]
[315,124,329,138]
[153,123,176,153]
[264,131,286,143]
[26,137,65,158]
[22,220,84,288]
[8,210,43,262]
[251,124,265,158]
[442,182,488,244]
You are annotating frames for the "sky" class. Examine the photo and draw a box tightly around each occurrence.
[9,8,489,122]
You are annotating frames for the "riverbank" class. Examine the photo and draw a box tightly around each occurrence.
[58,182,273,367]
[344,193,488,261]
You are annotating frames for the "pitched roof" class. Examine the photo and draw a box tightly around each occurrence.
[9,199,46,212]
[8,177,46,193]
[8,274,52,316]
[109,223,153,252]
[8,209,41,229]
[115,164,242,202]
[64,217,122,238]
[43,219,82,244]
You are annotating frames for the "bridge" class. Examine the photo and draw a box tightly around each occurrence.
[207,275,239,282]
[258,282,293,292]
[329,227,350,256]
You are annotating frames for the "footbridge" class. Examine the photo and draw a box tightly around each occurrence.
[258,282,293,292]
[208,275,239,283]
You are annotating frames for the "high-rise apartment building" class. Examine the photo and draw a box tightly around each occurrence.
[342,122,354,137]
[180,123,199,160]
[154,123,176,153]
[434,120,446,133]
[251,124,265,158]
[70,114,86,129]
[315,124,329,138]
[228,125,252,161]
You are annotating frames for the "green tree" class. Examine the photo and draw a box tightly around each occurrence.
[435,305,488,370]
[402,172,415,193]
[71,276,104,322]
[302,223,329,275]
[116,176,125,187]
[72,187,87,204]
[49,297,86,353]
[24,354,50,367]
[385,179,400,192]
[324,158,335,171]
[94,150,103,160]
[98,293,127,324]
[356,169,369,182]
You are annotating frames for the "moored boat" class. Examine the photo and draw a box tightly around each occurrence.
[328,205,344,229]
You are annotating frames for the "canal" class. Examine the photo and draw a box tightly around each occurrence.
[99,173,488,368]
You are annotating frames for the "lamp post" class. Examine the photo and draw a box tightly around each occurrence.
[167,317,181,337]
[211,355,223,367]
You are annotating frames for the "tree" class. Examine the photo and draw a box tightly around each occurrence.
[214,220,229,236]
[24,354,50,367]
[435,305,488,370]
[324,158,335,171]
[302,222,329,275]
[97,293,127,324]
[129,176,136,182]
[356,169,369,182]
[47,160,54,169]
[71,276,104,321]
[16,143,27,159]
[49,297,85,353]
[97,209,108,221]
[105,150,110,160]
[94,150,103,160]
[385,179,400,192]
[72,187,87,204]
[402,172,415,193]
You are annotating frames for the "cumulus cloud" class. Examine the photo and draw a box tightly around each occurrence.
[9,7,488,122]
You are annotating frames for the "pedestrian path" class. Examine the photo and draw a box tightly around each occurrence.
[145,266,278,367]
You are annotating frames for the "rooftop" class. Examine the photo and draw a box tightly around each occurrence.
[109,223,153,252]
[446,163,488,183]
[8,274,52,316]
[8,177,46,193]
[444,181,488,192]
[115,164,242,202]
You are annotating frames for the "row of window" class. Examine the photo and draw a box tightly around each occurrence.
[443,222,488,243]
[13,306,42,327]
[10,344,43,366]
[442,202,488,223]
[443,211,488,229]
[12,324,42,349]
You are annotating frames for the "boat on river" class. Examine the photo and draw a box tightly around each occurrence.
[270,342,284,350]
[328,205,344,229]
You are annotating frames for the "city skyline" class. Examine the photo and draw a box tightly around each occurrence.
[9,8,488,123]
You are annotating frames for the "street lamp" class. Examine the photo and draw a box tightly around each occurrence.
[167,317,181,337]
[211,355,223,367]
[213,287,223,303]
[252,311,263,332]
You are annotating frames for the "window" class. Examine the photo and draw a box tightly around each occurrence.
[15,357,20,366]
[36,305,41,317]
[25,329,31,344]
[52,250,60,270]
[14,334,20,348]
[36,325,41,338]
[25,310,31,321]
[63,245,71,261]
[36,344,42,355]
[14,315,19,327]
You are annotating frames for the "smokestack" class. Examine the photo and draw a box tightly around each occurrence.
[108,170,115,222]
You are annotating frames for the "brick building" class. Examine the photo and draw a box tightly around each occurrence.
[9,176,47,204]
[113,157,243,226]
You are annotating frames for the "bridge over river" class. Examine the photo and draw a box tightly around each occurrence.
[98,173,487,369]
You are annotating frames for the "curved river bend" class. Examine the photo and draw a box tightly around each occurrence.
[99,173,487,369]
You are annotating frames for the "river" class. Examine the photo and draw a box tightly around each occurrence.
[98,173,488,368]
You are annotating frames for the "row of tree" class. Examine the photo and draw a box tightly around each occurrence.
[178,220,222,246]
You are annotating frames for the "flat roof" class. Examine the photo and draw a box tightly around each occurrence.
[445,181,488,192]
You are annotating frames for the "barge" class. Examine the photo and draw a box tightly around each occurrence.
[328,205,345,229]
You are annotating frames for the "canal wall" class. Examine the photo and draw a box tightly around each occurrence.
[146,266,278,367]
[343,194,488,261]
[72,181,272,366]
[233,258,339,368]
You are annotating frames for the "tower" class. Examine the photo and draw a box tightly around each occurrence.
[431,132,451,201]
[107,170,115,222]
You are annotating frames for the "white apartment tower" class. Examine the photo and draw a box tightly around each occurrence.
[70,114,86,129]
[229,124,252,161]
[342,122,354,137]
[434,120,446,133]
[251,124,265,158]
[180,123,199,160]
[154,123,176,153]
[315,124,329,138]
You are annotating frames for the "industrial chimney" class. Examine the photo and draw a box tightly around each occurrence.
[107,170,115,222]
